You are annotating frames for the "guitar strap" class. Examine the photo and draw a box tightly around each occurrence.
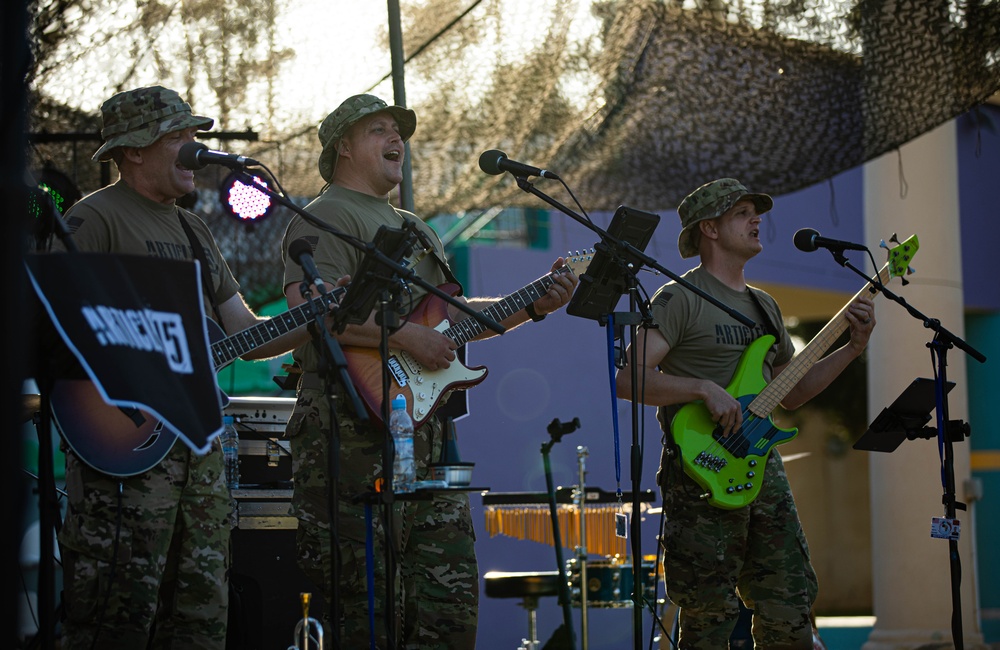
[177,209,226,331]
[746,286,780,339]
[402,217,463,291]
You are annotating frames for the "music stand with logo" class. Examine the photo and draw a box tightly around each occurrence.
[25,251,221,650]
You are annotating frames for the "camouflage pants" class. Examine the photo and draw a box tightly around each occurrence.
[659,451,818,649]
[287,387,479,650]
[59,440,231,650]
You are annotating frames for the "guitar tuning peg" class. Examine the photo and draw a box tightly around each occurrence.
[901,277,910,286]
[889,233,900,244]
[906,265,916,275]
[879,239,889,250]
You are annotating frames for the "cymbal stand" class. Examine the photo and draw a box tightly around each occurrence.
[574,445,590,650]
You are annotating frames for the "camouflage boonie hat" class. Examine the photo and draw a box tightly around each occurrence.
[92,85,214,162]
[317,94,417,182]
[676,178,773,258]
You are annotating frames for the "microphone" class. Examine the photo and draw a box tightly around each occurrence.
[793,228,868,253]
[478,149,560,180]
[288,238,327,291]
[178,141,260,171]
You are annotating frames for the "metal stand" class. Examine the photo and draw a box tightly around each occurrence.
[574,445,589,650]
[828,238,986,650]
[540,417,580,650]
[508,177,756,650]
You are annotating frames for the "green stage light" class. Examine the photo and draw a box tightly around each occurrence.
[30,165,82,217]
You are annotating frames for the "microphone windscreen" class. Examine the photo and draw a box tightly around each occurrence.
[793,228,820,252]
[178,141,209,170]
[478,150,506,175]
[288,238,313,265]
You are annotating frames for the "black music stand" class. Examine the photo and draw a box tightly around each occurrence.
[566,206,660,324]
[293,223,417,650]
[854,378,956,452]
[333,224,416,329]
[563,205,661,647]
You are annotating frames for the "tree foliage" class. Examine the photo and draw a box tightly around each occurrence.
[27,0,292,130]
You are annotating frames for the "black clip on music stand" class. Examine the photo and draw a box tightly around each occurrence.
[853,377,958,453]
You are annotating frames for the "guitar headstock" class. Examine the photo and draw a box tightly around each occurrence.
[879,233,919,285]
[563,249,595,276]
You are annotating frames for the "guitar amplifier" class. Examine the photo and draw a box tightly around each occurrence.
[224,396,296,489]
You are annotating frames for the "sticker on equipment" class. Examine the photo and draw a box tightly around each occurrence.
[930,517,960,541]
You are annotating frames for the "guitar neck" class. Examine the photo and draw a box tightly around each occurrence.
[749,261,892,416]
[444,267,569,346]
[211,290,342,369]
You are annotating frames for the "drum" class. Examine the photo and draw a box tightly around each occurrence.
[567,557,657,608]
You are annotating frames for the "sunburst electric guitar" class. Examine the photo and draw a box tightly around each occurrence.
[671,234,918,509]
[344,254,590,427]
[50,289,345,477]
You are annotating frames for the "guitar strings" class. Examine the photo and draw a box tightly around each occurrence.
[698,407,761,459]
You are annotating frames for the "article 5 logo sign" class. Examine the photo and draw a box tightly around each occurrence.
[81,305,193,374]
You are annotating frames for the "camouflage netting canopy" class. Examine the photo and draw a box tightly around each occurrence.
[26,0,1000,304]
[403,0,1000,215]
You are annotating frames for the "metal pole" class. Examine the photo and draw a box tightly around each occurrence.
[386,0,414,212]
[576,446,589,650]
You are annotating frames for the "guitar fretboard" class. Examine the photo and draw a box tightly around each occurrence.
[444,267,571,346]
[211,289,343,369]
[748,262,892,417]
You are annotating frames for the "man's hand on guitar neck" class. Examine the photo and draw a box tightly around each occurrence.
[844,295,876,354]
[528,257,578,319]
[458,256,579,331]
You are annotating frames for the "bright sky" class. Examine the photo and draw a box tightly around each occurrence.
[39,2,392,130]
[35,0,603,139]
[34,0,873,143]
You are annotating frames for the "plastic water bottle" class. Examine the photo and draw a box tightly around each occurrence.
[389,395,415,494]
[221,415,240,491]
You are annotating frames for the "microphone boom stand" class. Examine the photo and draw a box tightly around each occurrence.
[510,175,757,649]
[232,167,506,649]
[823,247,986,650]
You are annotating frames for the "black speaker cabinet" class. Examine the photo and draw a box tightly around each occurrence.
[227,515,326,650]
[224,397,327,650]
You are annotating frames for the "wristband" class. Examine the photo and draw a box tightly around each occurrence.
[525,302,546,322]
